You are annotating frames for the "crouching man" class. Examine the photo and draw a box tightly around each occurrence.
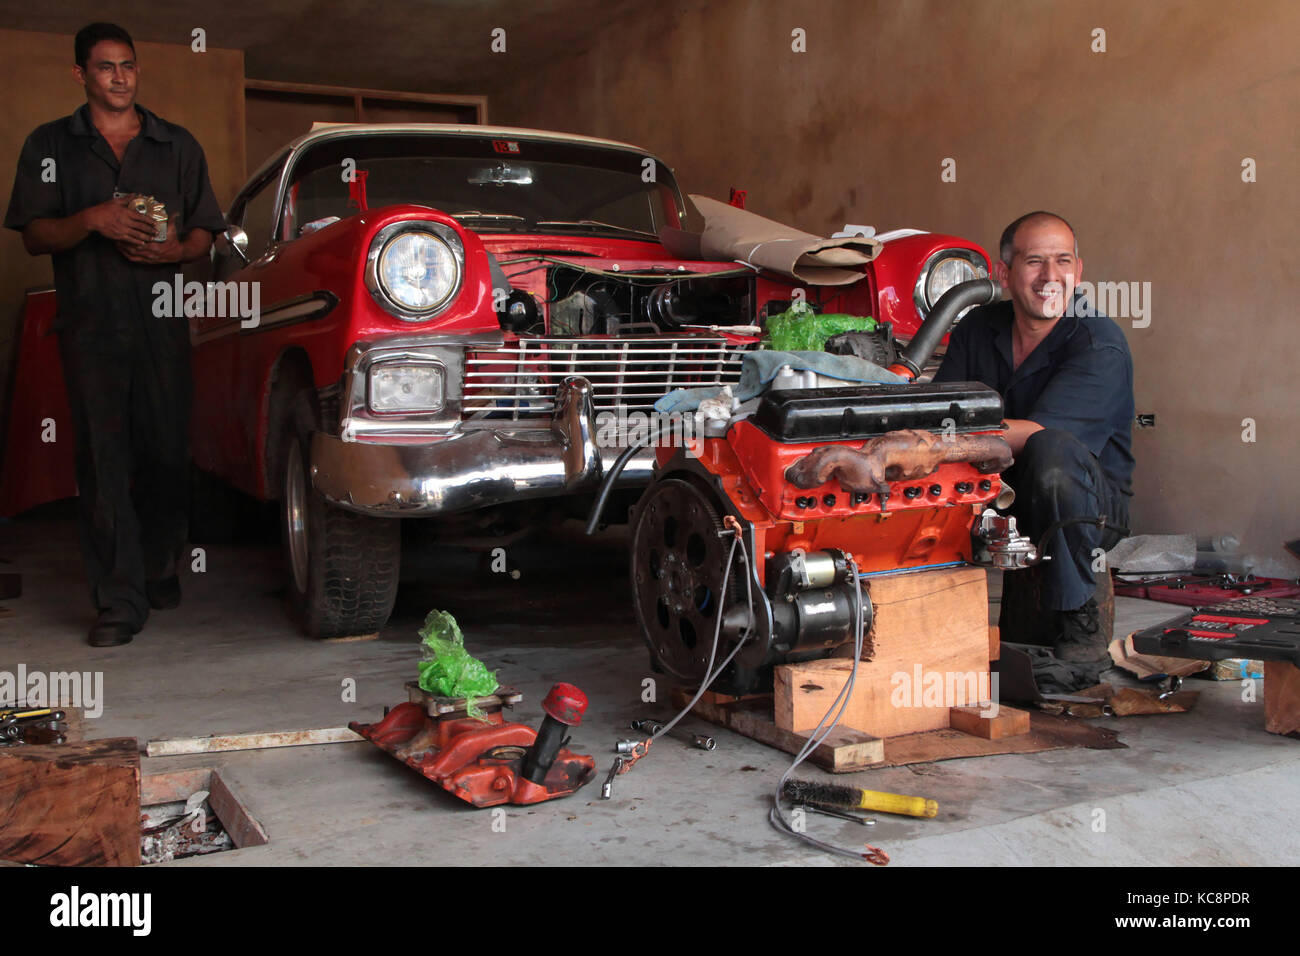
[934,211,1133,674]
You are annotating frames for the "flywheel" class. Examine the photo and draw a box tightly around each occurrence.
[630,478,746,682]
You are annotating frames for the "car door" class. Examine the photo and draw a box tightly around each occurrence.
[190,157,287,490]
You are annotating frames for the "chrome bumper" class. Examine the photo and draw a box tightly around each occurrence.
[310,377,653,516]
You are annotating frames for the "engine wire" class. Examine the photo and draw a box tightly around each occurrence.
[768,555,881,863]
[617,515,755,770]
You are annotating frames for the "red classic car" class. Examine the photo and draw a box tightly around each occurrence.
[194,123,990,638]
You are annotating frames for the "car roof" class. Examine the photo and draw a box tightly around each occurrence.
[245,122,668,190]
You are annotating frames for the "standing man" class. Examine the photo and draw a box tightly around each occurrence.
[5,22,228,646]
[934,212,1134,675]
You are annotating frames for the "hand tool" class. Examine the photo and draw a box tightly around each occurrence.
[627,720,716,751]
[798,804,876,826]
[0,707,65,724]
[600,756,625,800]
[783,778,938,818]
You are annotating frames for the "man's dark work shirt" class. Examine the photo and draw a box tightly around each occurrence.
[933,297,1135,495]
[4,104,227,334]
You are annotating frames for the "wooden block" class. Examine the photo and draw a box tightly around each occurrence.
[1264,661,1300,736]
[775,566,991,738]
[0,738,141,866]
[949,704,1030,739]
[989,625,1000,662]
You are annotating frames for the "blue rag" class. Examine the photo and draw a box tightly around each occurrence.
[654,350,905,413]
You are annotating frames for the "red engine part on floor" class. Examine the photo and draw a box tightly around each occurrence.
[1113,573,1300,606]
[350,683,595,807]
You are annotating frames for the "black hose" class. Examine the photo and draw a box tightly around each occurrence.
[583,427,662,535]
[896,277,1001,379]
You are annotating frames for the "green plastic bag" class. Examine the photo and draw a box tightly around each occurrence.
[763,307,877,353]
[416,610,498,717]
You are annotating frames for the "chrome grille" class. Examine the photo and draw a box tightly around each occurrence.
[463,337,754,419]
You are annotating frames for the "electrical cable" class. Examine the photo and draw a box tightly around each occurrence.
[1031,515,1130,566]
[614,518,756,780]
[768,555,880,862]
[650,526,754,743]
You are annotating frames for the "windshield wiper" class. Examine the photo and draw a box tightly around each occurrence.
[450,211,529,222]
[535,219,658,239]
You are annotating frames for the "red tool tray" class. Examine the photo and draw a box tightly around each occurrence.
[1113,573,1300,606]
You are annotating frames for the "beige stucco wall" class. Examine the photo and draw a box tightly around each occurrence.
[491,0,1300,573]
[0,30,244,421]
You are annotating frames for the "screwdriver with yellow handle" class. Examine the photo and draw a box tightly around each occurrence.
[1,707,65,723]
[783,779,938,819]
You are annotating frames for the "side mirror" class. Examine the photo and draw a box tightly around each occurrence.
[218,224,250,264]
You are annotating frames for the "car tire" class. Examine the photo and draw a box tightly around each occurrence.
[280,390,400,638]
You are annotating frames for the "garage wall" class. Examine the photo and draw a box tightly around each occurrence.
[489,0,1300,574]
[0,29,244,424]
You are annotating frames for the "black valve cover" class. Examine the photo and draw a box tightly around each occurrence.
[751,382,1004,443]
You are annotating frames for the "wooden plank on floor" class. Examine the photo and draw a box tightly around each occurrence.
[1264,661,1300,736]
[0,737,141,866]
[144,726,363,756]
[208,771,269,848]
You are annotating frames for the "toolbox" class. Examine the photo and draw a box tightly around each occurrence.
[1114,572,1300,606]
[1131,597,1300,666]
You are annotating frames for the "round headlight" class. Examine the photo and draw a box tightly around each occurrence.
[926,256,979,306]
[376,231,460,314]
[914,249,989,319]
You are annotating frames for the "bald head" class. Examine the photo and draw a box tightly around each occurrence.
[999,211,1078,265]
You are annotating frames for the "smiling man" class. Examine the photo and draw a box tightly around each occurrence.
[934,212,1134,675]
[4,22,228,646]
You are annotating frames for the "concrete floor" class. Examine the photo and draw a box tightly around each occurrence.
[3,503,1297,867]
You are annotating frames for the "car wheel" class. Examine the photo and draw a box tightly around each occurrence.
[280,391,400,638]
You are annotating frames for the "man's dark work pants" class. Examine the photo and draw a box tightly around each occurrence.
[1003,428,1128,612]
[57,313,191,630]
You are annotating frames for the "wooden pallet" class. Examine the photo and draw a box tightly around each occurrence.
[672,690,1032,773]
[671,689,883,772]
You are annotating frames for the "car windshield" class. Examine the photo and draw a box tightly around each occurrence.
[281,132,684,240]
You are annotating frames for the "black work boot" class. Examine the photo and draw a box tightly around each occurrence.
[1054,597,1109,665]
